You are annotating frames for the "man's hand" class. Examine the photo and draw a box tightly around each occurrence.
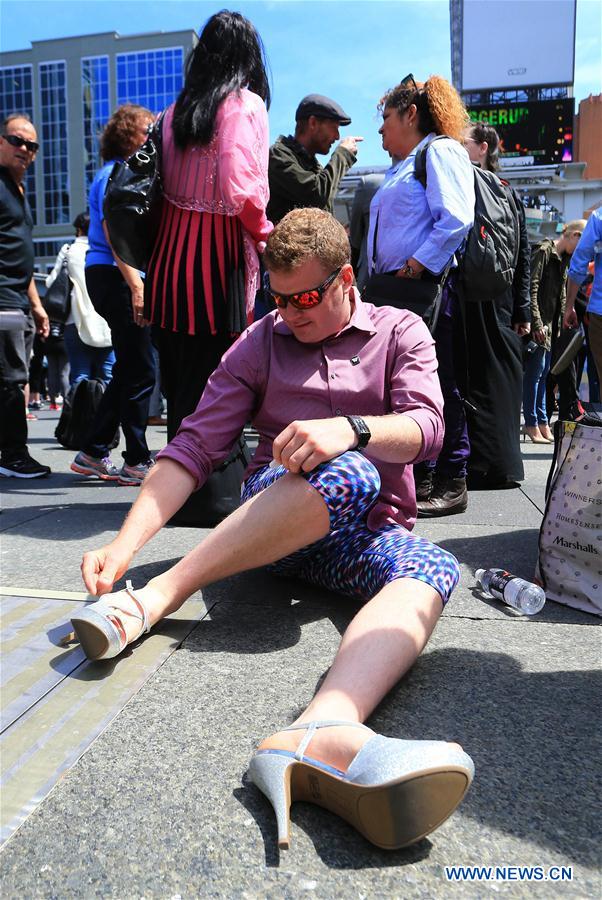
[31,303,49,338]
[81,541,135,595]
[273,418,356,473]
[339,136,363,154]
[563,307,578,329]
[533,328,547,345]
[513,321,530,337]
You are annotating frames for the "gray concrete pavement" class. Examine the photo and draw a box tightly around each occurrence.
[1,410,600,898]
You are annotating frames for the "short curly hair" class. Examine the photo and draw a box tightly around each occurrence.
[380,75,469,143]
[264,208,350,273]
[100,103,154,161]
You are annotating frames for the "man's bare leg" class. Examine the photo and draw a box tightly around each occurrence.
[257,579,458,770]
[108,472,331,642]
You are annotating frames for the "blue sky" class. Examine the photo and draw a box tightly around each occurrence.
[1,0,600,166]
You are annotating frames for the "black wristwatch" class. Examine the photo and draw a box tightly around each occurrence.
[345,415,371,449]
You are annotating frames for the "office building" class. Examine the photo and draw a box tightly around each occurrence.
[0,29,196,270]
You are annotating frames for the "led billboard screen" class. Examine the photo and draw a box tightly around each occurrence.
[467,99,574,166]
[461,0,576,91]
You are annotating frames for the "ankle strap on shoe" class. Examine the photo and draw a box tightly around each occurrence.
[123,580,151,634]
[282,720,372,761]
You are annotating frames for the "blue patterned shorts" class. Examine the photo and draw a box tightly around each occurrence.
[241,452,459,604]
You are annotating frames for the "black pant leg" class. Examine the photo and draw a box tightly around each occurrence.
[157,329,232,443]
[83,266,155,464]
[0,322,29,458]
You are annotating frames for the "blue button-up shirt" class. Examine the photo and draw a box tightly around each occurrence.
[568,207,602,317]
[368,133,474,276]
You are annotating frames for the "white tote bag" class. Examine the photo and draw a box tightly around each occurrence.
[536,420,602,616]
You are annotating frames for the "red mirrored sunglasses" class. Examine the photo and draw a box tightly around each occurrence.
[268,267,342,310]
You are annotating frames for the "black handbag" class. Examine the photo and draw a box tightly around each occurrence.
[103,111,165,271]
[167,435,251,528]
[363,271,447,333]
[43,252,71,323]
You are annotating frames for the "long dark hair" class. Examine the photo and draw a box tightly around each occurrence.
[172,9,271,149]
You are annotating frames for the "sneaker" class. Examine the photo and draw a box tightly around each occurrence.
[0,454,51,478]
[118,459,155,486]
[28,401,44,411]
[71,451,120,480]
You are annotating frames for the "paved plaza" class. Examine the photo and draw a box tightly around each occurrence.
[1,410,600,898]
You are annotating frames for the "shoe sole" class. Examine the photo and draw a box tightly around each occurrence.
[0,466,50,479]
[70,462,120,481]
[288,761,472,850]
[117,477,143,486]
[70,616,111,659]
[417,503,468,519]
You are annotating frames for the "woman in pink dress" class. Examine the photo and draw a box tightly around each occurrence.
[145,10,272,440]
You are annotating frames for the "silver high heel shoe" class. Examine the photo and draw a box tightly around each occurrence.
[248,720,474,850]
[70,580,151,660]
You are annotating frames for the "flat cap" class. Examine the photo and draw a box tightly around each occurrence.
[295,94,351,125]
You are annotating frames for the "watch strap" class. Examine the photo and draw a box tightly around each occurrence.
[345,415,371,449]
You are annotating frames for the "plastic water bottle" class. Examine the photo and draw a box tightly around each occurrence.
[475,568,546,615]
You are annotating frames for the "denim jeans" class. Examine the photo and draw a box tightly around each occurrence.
[64,323,115,385]
[523,345,550,426]
[83,265,155,465]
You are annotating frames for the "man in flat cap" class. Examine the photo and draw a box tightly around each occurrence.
[267,94,362,224]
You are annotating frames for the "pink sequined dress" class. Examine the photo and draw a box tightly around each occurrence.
[145,88,272,337]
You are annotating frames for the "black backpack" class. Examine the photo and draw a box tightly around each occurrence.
[55,379,119,451]
[414,136,519,301]
[43,246,72,323]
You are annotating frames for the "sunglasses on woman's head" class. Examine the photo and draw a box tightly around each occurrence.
[400,73,417,91]
[268,266,342,310]
[2,133,40,153]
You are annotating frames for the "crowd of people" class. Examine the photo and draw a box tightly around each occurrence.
[1,8,601,852]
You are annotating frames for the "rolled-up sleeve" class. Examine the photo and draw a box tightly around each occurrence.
[157,326,264,488]
[388,314,444,462]
[414,142,474,274]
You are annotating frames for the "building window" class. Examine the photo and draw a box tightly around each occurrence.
[82,56,110,196]
[0,64,37,224]
[39,61,69,225]
[116,47,183,113]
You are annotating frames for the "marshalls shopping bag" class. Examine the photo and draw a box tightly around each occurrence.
[536,420,602,615]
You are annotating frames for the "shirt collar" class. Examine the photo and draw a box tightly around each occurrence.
[389,132,436,175]
[273,287,377,339]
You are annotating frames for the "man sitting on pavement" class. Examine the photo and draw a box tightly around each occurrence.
[0,113,50,479]
[267,95,362,224]
[74,208,473,851]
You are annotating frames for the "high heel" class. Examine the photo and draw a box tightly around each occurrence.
[248,720,474,850]
[538,423,554,442]
[521,425,548,444]
[70,580,152,660]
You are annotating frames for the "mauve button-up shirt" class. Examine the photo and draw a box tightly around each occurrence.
[158,292,444,531]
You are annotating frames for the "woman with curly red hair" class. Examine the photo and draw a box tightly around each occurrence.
[70,104,157,486]
[366,75,475,517]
